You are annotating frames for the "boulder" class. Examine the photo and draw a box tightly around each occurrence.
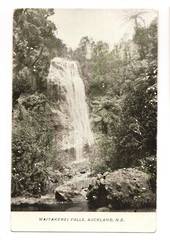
[86,168,156,210]
[55,191,71,202]
[55,184,85,202]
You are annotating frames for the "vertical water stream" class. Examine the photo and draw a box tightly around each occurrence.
[48,57,94,163]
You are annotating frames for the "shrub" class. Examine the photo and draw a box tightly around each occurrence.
[12,94,55,197]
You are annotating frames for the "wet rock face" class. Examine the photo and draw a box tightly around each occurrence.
[86,168,156,210]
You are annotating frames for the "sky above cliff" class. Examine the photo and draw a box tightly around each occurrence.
[50,9,157,50]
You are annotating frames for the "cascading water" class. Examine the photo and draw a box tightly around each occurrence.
[47,57,94,163]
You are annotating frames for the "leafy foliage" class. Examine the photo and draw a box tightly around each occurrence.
[12,9,68,197]
[13,9,66,102]
[12,94,56,197]
[112,20,157,170]
[73,18,157,187]
[12,10,157,199]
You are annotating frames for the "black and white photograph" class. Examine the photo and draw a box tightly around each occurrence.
[11,8,157,231]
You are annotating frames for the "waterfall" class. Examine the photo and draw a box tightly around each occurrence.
[48,57,94,162]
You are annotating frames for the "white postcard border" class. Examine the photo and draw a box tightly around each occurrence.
[11,212,156,232]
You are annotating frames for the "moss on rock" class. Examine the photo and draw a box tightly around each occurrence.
[87,168,156,210]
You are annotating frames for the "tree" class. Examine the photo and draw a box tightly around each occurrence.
[12,9,63,197]
[88,18,157,180]
[113,19,157,169]
[12,94,55,197]
[13,9,65,103]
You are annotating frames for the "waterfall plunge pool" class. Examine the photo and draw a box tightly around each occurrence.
[11,199,155,212]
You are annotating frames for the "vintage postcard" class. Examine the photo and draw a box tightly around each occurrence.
[11,9,157,232]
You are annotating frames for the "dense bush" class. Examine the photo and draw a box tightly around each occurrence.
[12,9,68,197]
[74,18,157,185]
[90,97,121,173]
[12,94,56,197]
[13,9,66,103]
[12,10,157,200]
[138,156,156,193]
[90,135,113,174]
[112,20,157,173]
[113,60,157,169]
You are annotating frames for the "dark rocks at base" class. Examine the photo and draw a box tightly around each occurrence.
[86,168,156,210]
[55,191,70,202]
[80,170,86,174]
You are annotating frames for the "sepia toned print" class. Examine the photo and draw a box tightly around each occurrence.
[11,8,157,231]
